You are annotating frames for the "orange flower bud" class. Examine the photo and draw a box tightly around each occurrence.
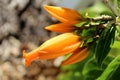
[62,48,89,65]
[23,33,80,66]
[45,23,75,33]
[43,5,82,24]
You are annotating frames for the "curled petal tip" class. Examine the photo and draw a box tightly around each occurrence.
[24,60,31,67]
[43,5,49,10]
[43,5,51,9]
[45,26,50,30]
[23,49,48,66]
[23,50,31,66]
[45,26,52,31]
[23,50,26,58]
[43,5,54,13]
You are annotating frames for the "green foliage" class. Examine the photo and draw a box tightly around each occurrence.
[111,41,120,48]
[95,23,116,67]
[80,27,96,37]
[117,0,120,8]
[109,41,120,56]
[57,1,120,80]
[82,58,103,80]
[80,2,114,18]
[83,56,113,80]
[117,0,120,13]
[57,56,114,80]
[97,55,120,80]
[57,63,84,80]
[57,61,86,80]
[109,65,120,80]
[116,17,120,32]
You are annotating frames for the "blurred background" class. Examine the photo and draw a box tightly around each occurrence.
[0,0,119,80]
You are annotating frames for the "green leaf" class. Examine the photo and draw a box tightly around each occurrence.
[97,55,120,80]
[82,58,103,80]
[109,65,120,80]
[82,56,113,80]
[95,23,116,67]
[116,26,120,34]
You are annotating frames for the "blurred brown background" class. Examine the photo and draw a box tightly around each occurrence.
[0,0,61,80]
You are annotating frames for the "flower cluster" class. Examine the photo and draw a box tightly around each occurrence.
[23,5,89,66]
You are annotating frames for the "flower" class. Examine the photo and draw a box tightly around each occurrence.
[44,5,83,33]
[23,5,89,66]
[23,33,82,66]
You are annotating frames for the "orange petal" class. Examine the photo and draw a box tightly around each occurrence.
[43,5,81,24]
[62,48,89,65]
[38,42,81,60]
[40,33,80,51]
[45,23,75,33]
